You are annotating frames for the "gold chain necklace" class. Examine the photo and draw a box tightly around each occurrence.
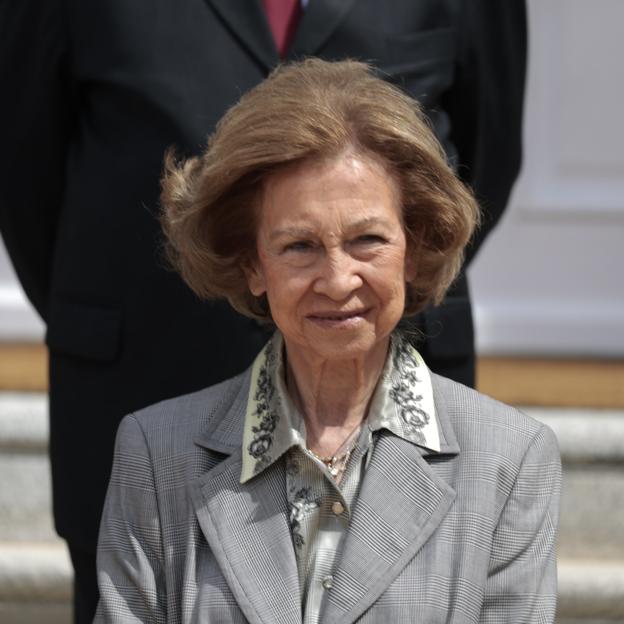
[308,446,354,477]
[307,424,362,478]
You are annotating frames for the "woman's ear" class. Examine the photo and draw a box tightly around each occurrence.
[244,259,267,297]
[404,247,417,283]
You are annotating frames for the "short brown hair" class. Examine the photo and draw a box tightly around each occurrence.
[161,58,479,319]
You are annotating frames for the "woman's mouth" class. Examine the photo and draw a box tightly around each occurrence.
[307,309,370,327]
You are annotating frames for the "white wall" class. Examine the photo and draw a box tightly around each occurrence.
[469,0,624,356]
[1,0,623,355]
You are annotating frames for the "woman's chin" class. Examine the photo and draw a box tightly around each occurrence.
[294,321,389,363]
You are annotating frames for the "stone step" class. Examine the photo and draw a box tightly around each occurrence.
[0,543,622,624]
[0,393,56,542]
[0,542,71,624]
[0,393,47,451]
[525,408,624,464]
[0,542,71,601]
[557,560,624,623]
[525,408,624,560]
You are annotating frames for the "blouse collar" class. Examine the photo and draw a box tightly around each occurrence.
[240,331,441,483]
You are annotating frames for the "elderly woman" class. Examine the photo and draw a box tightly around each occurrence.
[95,59,561,623]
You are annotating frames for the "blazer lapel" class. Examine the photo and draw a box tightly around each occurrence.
[206,0,279,71]
[322,433,457,624]
[191,371,301,624]
[288,0,358,58]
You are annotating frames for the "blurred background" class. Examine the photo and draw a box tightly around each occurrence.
[1,1,623,622]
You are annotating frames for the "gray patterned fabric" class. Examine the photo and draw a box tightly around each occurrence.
[95,363,561,623]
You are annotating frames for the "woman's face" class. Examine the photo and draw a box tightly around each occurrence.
[247,151,415,364]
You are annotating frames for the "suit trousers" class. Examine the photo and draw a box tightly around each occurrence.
[68,544,99,624]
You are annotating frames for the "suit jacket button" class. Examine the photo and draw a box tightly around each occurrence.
[322,575,334,590]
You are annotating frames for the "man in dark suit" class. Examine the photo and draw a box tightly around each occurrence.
[0,1,526,621]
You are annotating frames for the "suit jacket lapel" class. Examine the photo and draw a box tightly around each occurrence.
[206,0,279,71]
[191,370,301,624]
[206,0,358,71]
[322,432,457,624]
[289,0,358,59]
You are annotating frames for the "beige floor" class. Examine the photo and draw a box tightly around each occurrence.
[477,356,624,408]
[0,345,47,392]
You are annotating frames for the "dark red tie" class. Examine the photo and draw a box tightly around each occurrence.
[262,0,302,58]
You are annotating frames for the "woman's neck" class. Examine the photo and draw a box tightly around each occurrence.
[284,338,390,457]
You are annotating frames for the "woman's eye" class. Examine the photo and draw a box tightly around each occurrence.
[354,234,386,245]
[284,240,314,253]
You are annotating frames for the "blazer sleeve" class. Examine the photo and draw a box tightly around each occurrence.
[480,423,562,624]
[94,415,167,624]
[0,0,73,319]
[444,0,527,265]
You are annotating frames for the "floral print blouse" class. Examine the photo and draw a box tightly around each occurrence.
[240,331,440,623]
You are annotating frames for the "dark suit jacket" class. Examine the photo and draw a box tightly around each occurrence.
[0,0,526,550]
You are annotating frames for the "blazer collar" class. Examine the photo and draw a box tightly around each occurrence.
[194,368,251,455]
[205,0,359,72]
[429,372,461,456]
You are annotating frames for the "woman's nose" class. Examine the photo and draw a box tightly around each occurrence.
[312,249,363,299]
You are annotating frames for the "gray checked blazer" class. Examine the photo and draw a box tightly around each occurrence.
[95,371,561,623]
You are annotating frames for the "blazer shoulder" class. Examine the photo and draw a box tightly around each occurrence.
[124,369,250,451]
[431,372,558,462]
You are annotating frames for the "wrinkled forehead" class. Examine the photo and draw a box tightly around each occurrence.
[263,146,397,190]
[257,149,403,233]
